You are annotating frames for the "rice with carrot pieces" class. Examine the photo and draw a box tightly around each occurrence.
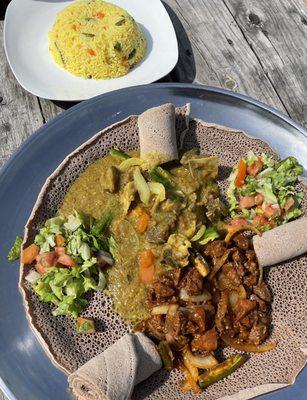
[48,0,146,79]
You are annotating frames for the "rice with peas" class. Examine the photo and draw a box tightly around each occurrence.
[48,0,146,79]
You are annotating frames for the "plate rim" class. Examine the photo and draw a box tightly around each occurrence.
[1,82,306,181]
[3,0,179,101]
[0,82,306,400]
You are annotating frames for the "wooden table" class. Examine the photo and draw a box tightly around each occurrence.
[0,0,306,398]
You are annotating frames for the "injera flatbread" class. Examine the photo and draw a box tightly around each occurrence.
[138,103,178,162]
[253,217,307,267]
[19,106,307,400]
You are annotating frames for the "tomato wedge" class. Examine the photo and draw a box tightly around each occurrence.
[57,254,76,268]
[37,251,57,268]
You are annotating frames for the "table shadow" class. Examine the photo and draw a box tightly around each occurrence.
[162,1,196,83]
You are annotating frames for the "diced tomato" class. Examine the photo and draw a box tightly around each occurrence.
[239,196,255,209]
[96,11,105,19]
[37,251,57,268]
[253,215,269,227]
[235,159,247,188]
[55,234,66,247]
[57,254,76,268]
[35,263,48,275]
[284,196,295,212]
[55,246,66,256]
[254,194,264,205]
[230,217,248,227]
[264,204,281,218]
[247,159,263,176]
[21,243,39,264]
[77,317,96,333]
[87,48,96,56]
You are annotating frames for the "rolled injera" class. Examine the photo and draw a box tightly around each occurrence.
[138,103,178,162]
[68,333,161,400]
[253,217,307,267]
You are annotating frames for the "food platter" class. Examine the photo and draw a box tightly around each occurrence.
[0,83,306,400]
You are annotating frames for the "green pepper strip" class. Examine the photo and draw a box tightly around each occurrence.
[158,341,173,371]
[109,148,176,191]
[198,354,246,388]
[91,211,113,236]
[109,148,130,161]
[149,167,175,190]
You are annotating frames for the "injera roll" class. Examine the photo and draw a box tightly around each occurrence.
[138,103,178,162]
[68,332,161,400]
[19,108,307,400]
[253,216,307,267]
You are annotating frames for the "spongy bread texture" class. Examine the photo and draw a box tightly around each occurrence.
[20,108,306,400]
[138,103,178,162]
[253,217,307,267]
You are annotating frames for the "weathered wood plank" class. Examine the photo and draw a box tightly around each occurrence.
[223,0,307,127]
[38,98,65,123]
[0,21,44,166]
[166,0,288,114]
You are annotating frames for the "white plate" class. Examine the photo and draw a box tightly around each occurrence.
[4,0,178,101]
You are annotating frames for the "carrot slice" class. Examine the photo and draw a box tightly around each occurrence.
[138,212,150,233]
[139,249,155,283]
[55,234,66,247]
[87,48,96,56]
[235,159,247,188]
[21,244,39,264]
[132,207,150,233]
[96,11,105,19]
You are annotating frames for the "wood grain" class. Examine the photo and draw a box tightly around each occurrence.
[166,0,287,113]
[0,22,44,166]
[223,0,307,126]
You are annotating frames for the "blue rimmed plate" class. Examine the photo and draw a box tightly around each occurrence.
[0,83,306,400]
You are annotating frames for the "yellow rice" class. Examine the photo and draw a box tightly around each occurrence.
[48,0,146,79]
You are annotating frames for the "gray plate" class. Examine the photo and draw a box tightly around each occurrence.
[0,83,306,400]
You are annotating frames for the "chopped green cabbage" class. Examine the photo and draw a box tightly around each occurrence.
[227,153,303,226]
[198,227,220,245]
[30,210,114,322]
[34,260,99,318]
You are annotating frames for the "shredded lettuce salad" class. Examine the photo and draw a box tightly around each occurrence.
[26,210,116,330]
[227,151,303,230]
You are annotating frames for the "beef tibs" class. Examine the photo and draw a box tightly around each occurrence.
[134,231,273,391]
